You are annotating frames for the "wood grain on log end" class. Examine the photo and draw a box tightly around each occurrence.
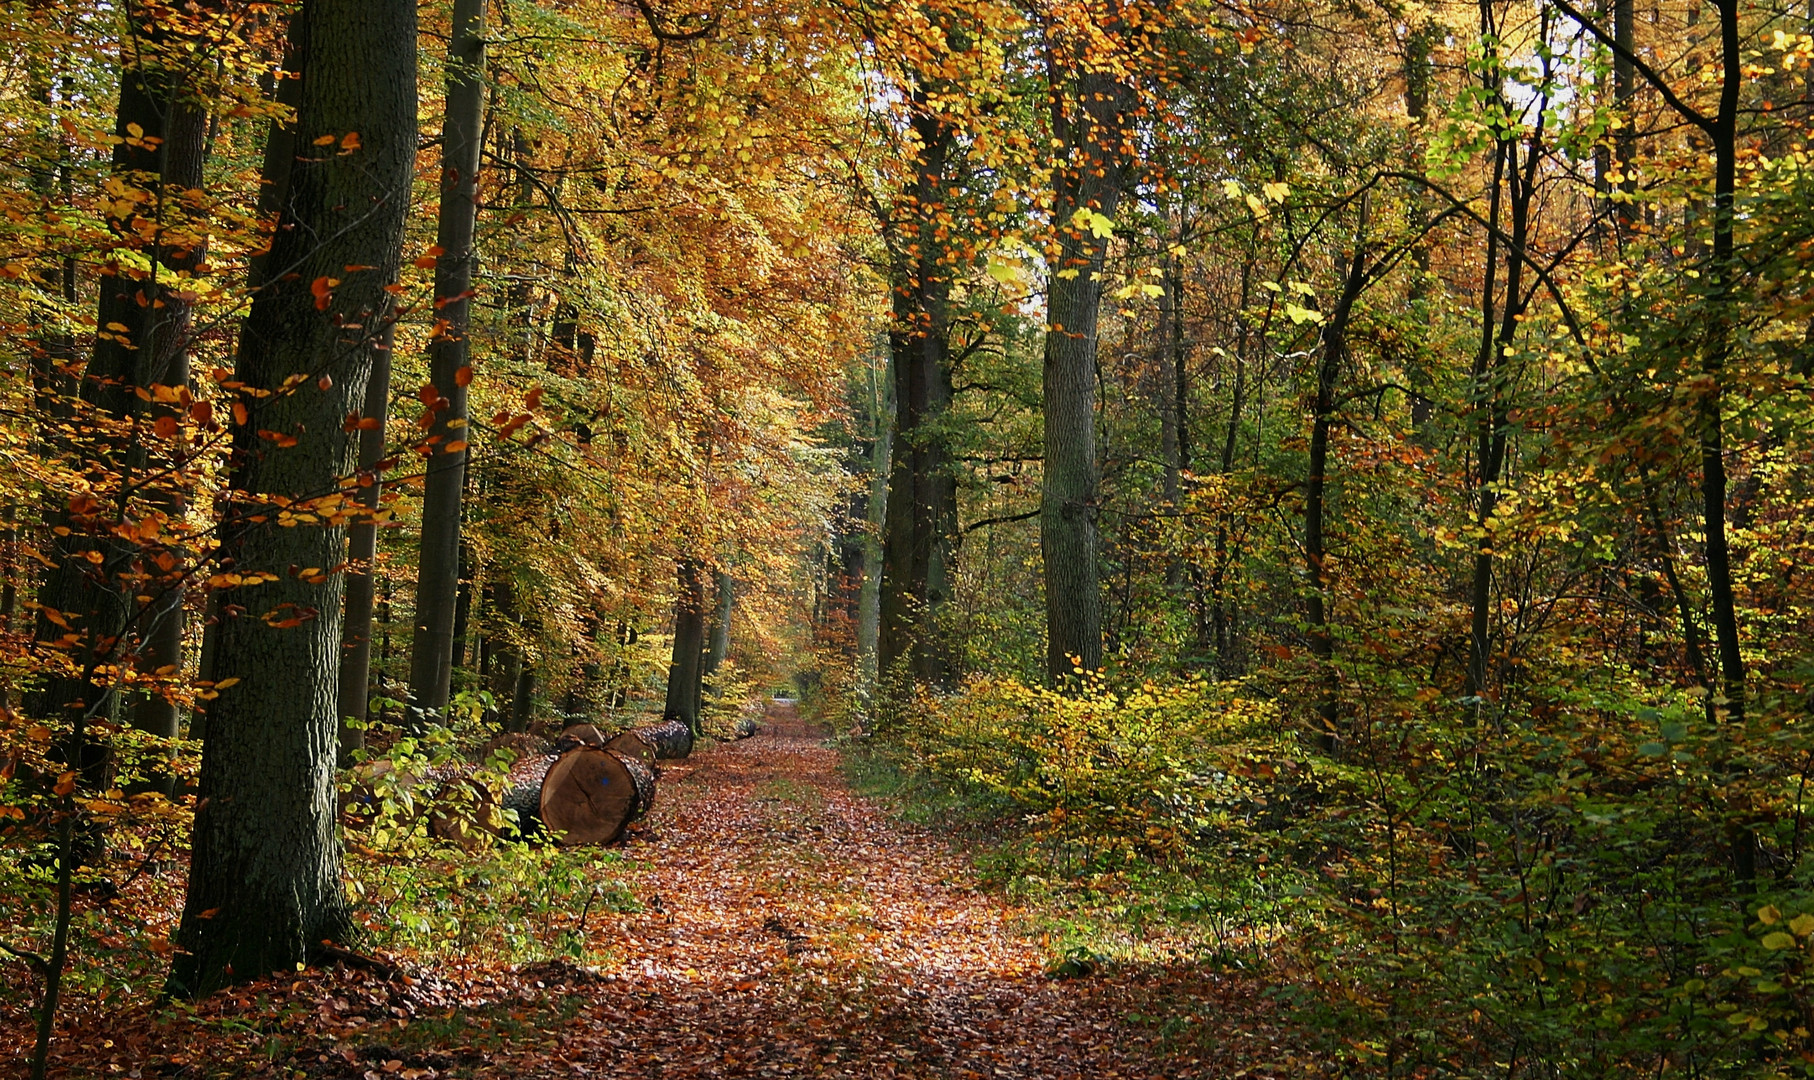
[540,747,656,846]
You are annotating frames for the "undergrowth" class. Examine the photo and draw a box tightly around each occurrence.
[844,668,1814,1077]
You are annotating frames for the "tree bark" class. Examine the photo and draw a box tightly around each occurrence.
[704,570,733,676]
[335,332,391,763]
[1040,36,1136,682]
[1306,209,1370,752]
[878,99,957,687]
[1702,0,1744,726]
[169,0,417,998]
[664,559,707,736]
[127,48,211,743]
[510,662,536,733]
[27,13,189,744]
[406,0,485,721]
[858,350,894,687]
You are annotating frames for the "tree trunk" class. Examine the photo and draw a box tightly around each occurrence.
[878,99,957,687]
[510,663,536,733]
[127,53,211,744]
[604,717,693,763]
[1702,0,1744,727]
[858,350,894,687]
[336,333,392,763]
[406,0,485,721]
[27,13,187,745]
[664,559,707,736]
[1040,46,1135,682]
[1306,210,1370,752]
[704,570,734,676]
[169,0,417,999]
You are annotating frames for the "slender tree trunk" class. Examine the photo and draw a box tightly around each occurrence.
[1702,0,1744,726]
[664,559,707,736]
[705,570,734,676]
[169,0,417,998]
[128,52,211,743]
[406,0,485,721]
[1040,48,1134,682]
[1158,217,1186,593]
[1463,12,1547,705]
[26,15,179,742]
[1206,262,1249,674]
[1306,211,1369,752]
[335,332,391,763]
[859,350,895,686]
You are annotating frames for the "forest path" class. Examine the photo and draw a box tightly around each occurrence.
[519,704,1238,1078]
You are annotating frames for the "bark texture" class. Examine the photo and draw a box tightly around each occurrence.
[335,335,391,763]
[1039,40,1136,682]
[406,0,486,719]
[169,0,417,998]
[663,560,707,736]
[878,100,957,687]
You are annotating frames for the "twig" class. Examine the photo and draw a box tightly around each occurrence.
[309,942,399,979]
[0,941,50,979]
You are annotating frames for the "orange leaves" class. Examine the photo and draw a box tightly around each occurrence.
[311,276,339,310]
[311,132,362,154]
[261,603,319,629]
[454,366,473,388]
[414,245,446,269]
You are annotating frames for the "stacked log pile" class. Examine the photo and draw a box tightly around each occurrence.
[345,713,732,848]
[603,717,693,763]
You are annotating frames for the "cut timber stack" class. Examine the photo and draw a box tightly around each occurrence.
[603,716,693,763]
[499,743,655,845]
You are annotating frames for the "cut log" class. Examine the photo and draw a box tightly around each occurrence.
[560,723,607,747]
[539,747,655,845]
[496,745,654,845]
[603,716,693,763]
[497,749,560,838]
[427,734,544,845]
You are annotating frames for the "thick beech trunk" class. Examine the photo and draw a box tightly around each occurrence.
[406,0,485,720]
[169,0,417,999]
[878,100,956,687]
[1040,55,1134,682]
[664,560,707,735]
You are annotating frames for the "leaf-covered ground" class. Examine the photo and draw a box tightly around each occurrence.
[13,709,1297,1078]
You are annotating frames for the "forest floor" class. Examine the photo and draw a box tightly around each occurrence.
[15,706,1298,1078]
